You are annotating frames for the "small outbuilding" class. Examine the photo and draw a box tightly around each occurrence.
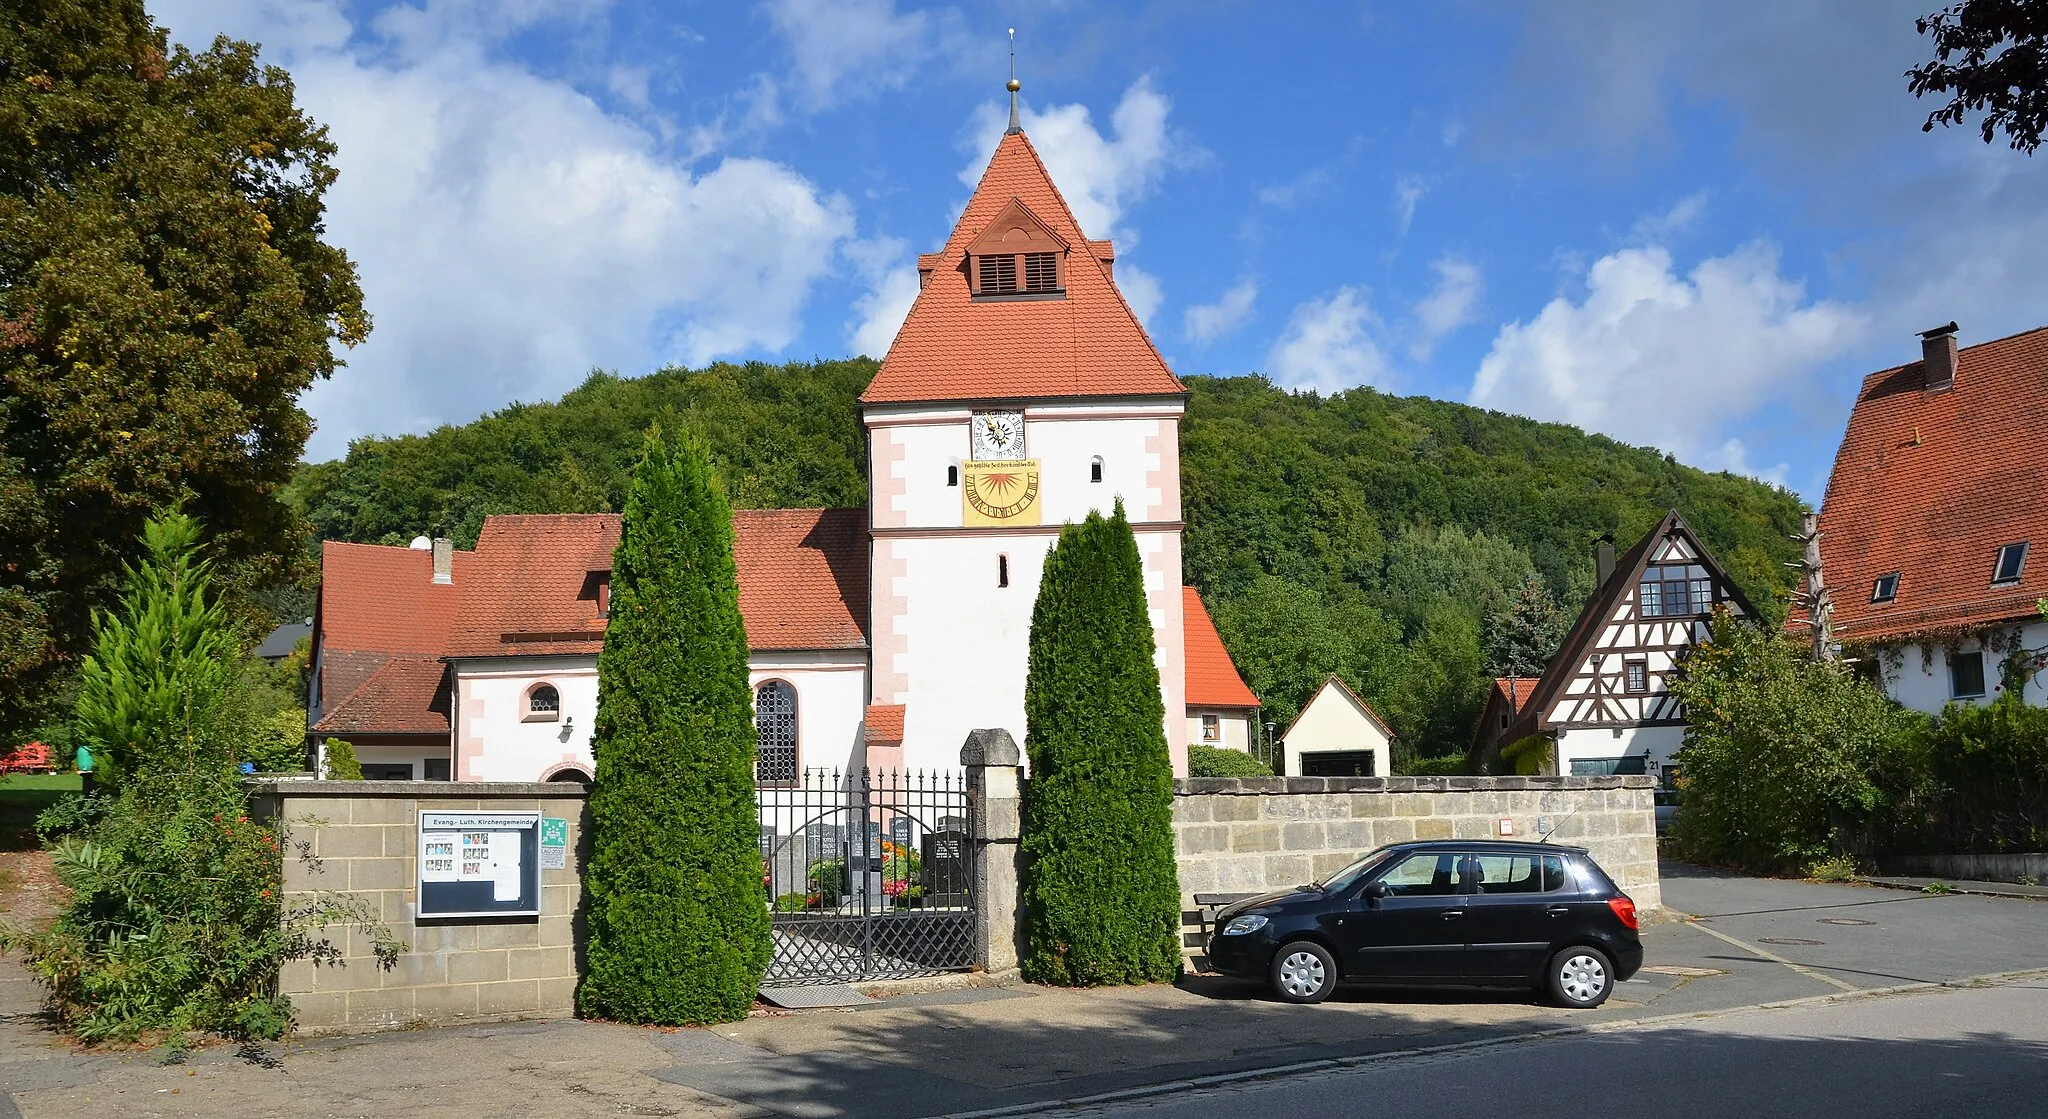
[1278,676,1394,778]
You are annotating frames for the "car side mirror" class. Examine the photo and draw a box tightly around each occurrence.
[1362,881,1388,907]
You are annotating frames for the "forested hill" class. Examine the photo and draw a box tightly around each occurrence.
[288,358,1805,760]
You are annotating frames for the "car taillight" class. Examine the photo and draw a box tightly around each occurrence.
[1607,895,1639,930]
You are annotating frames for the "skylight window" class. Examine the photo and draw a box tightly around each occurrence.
[1871,573,1900,603]
[1994,542,2029,585]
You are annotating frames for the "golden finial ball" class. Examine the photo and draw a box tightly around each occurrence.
[1007,79,1021,93]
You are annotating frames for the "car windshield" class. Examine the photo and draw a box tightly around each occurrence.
[1314,847,1399,893]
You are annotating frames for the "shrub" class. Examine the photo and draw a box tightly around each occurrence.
[1404,754,1469,777]
[1902,695,2048,853]
[0,513,399,1043]
[1187,744,1271,778]
[1806,853,1859,882]
[1666,612,1923,873]
[1020,503,1183,987]
[773,893,810,913]
[322,739,363,780]
[1496,734,1554,776]
[246,708,310,773]
[578,428,770,1025]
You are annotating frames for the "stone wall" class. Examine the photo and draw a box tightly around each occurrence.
[1172,775,1661,928]
[248,781,589,1036]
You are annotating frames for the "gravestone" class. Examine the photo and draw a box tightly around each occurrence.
[921,828,970,908]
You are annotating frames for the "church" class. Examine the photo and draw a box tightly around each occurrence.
[306,102,1259,783]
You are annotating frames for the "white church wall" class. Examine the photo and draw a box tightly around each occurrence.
[451,651,868,783]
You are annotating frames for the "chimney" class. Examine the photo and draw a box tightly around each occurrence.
[1919,321,1958,393]
[431,537,453,585]
[1594,536,1616,589]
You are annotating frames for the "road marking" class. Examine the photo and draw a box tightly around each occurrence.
[1683,918,1858,991]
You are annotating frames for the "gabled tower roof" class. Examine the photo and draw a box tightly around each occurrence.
[860,131,1185,405]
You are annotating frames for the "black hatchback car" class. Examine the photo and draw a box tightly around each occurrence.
[1205,840,1643,1006]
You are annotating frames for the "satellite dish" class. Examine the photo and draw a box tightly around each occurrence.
[409,535,432,550]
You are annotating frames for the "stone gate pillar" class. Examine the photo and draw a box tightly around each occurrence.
[962,728,1024,974]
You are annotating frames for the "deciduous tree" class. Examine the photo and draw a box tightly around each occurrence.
[1909,0,2048,152]
[0,0,368,739]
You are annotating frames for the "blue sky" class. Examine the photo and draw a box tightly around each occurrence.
[155,1,2048,499]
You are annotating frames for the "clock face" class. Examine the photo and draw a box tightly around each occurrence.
[971,411,1025,460]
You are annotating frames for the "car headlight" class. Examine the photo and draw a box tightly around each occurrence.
[1221,914,1269,936]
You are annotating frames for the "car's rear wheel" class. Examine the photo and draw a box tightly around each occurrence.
[1545,945,1614,1008]
[1269,940,1337,1004]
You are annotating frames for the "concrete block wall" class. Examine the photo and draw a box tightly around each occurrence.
[1172,776,1661,948]
[248,781,589,1036]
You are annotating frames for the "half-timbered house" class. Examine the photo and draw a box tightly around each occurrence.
[1487,512,1756,779]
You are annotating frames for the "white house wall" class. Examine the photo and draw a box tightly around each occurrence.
[1876,622,2048,714]
[1188,709,1254,753]
[452,651,868,782]
[1281,687,1392,778]
[1556,724,1686,777]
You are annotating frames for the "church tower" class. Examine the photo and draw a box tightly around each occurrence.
[860,83,1191,776]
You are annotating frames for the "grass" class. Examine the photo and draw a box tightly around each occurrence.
[0,772,82,850]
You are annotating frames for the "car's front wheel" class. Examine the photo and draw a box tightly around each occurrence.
[1269,941,1337,1004]
[1545,945,1614,1008]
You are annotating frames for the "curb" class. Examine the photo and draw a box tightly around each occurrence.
[931,966,2048,1119]
[1857,877,2048,902]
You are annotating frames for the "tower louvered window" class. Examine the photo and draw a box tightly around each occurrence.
[979,254,1018,294]
[755,681,797,784]
[1024,252,1059,292]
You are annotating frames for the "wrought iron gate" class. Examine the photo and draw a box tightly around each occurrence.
[757,768,976,986]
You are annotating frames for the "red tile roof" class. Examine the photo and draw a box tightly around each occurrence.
[444,509,870,658]
[1182,587,1259,708]
[313,541,469,740]
[313,655,450,736]
[1814,327,2048,644]
[864,704,906,745]
[859,131,1185,404]
[1492,677,1535,717]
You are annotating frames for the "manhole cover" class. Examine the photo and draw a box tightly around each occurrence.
[1818,917,1876,926]
[1758,937,1825,946]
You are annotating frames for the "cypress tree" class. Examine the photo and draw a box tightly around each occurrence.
[578,428,769,1024]
[1019,502,1183,986]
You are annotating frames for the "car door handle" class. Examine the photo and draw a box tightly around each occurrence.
[1546,906,1571,916]
[1441,910,1464,920]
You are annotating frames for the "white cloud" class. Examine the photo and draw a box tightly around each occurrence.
[762,0,972,111]
[1267,287,1394,395]
[1411,257,1482,357]
[153,0,857,458]
[959,76,1189,245]
[1631,191,1710,243]
[845,236,919,359]
[1183,278,1258,345]
[1468,242,1863,463]
[1256,169,1330,209]
[1116,263,1164,330]
[1393,175,1428,237]
[1698,438,1789,487]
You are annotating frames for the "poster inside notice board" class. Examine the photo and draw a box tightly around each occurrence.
[417,811,541,919]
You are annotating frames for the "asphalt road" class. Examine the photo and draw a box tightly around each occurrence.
[1036,981,2048,1119]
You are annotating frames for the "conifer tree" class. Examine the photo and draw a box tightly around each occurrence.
[1020,502,1183,986]
[579,428,768,1024]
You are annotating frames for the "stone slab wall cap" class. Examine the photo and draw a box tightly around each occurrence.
[960,728,1022,767]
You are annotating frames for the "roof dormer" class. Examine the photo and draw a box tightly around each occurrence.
[967,197,1068,301]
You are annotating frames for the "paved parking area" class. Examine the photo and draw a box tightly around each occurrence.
[7,863,2048,1119]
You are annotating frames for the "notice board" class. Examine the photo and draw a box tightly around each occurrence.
[417,811,541,919]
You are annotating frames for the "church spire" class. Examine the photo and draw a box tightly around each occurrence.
[1006,28,1022,135]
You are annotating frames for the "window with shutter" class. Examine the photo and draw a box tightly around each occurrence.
[1024,252,1059,291]
[978,254,1018,294]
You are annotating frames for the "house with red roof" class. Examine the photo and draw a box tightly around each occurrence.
[308,106,1261,782]
[1806,324,2048,712]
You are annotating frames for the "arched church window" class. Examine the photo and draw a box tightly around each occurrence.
[525,683,560,721]
[1090,456,1104,483]
[998,555,1010,588]
[948,464,959,487]
[755,681,797,784]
